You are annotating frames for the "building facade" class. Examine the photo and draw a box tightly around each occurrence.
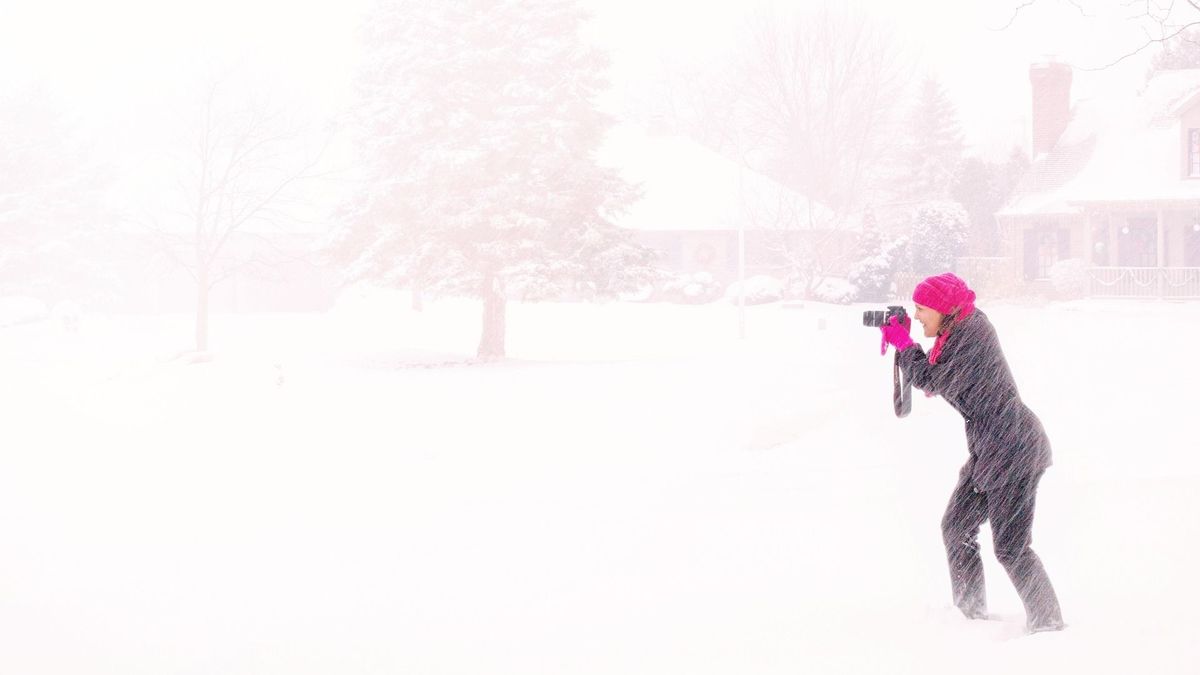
[995,62,1200,299]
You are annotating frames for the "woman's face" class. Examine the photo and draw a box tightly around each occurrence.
[913,304,944,338]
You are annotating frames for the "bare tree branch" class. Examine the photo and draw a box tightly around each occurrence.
[1065,0,1093,16]
[203,151,327,270]
[992,0,1042,31]
[1084,19,1200,69]
[142,216,199,284]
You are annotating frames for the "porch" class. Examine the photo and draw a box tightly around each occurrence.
[996,204,1200,300]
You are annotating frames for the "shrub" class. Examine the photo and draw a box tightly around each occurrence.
[812,277,856,305]
[724,275,784,305]
[660,271,722,304]
[1049,258,1089,299]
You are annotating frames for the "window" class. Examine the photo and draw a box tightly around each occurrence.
[1117,219,1157,267]
[1023,226,1069,280]
[1186,223,1200,266]
[1190,129,1200,177]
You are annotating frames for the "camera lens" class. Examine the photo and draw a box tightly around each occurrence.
[862,310,885,327]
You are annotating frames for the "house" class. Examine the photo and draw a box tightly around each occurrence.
[99,228,341,314]
[598,125,854,286]
[996,61,1200,299]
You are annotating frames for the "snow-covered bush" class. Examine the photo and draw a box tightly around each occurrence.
[847,254,890,303]
[781,274,809,301]
[1049,258,1089,299]
[724,275,784,305]
[909,200,969,274]
[659,271,722,304]
[0,296,49,327]
[812,277,856,305]
[848,237,907,303]
[618,282,656,303]
[51,300,81,332]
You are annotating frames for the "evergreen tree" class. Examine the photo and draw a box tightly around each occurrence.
[847,209,902,302]
[999,145,1031,207]
[0,89,104,302]
[951,146,1029,256]
[901,76,965,201]
[951,157,999,256]
[327,0,656,359]
[852,210,882,263]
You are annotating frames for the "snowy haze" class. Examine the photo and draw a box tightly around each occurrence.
[3,298,1198,673]
[1,1,1198,674]
[0,1,1166,159]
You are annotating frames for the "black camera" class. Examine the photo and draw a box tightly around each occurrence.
[863,304,913,418]
[862,305,907,327]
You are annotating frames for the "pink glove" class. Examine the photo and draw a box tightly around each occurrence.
[880,314,914,354]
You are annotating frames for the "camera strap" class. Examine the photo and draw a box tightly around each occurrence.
[893,351,911,418]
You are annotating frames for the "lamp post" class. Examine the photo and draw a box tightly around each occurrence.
[738,216,746,339]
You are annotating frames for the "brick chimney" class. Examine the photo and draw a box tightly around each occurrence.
[1029,60,1073,158]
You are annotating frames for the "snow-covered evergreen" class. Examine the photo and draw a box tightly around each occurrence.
[326,0,656,358]
[0,89,104,303]
[950,150,1028,257]
[901,77,966,201]
[908,200,969,275]
[847,210,905,302]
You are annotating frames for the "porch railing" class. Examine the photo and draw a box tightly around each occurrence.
[1088,267,1200,299]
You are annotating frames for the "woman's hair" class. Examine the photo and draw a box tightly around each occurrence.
[937,308,960,336]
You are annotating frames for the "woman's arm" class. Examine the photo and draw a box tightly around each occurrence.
[897,320,990,398]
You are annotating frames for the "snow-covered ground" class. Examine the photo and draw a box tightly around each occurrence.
[0,295,1196,674]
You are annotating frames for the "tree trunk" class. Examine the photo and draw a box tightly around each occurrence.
[195,275,210,352]
[477,275,506,359]
[411,283,424,312]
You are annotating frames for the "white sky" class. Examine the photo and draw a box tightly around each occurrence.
[582,0,1160,158]
[0,0,1168,160]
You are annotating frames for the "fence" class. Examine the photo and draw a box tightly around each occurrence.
[1088,267,1200,299]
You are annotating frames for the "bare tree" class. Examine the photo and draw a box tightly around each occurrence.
[688,3,909,296]
[734,5,909,208]
[152,73,328,352]
[999,0,1200,70]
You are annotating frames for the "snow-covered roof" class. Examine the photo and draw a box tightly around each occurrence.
[999,69,1200,217]
[597,125,837,232]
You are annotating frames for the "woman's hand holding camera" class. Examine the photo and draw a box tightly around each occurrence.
[880,315,914,355]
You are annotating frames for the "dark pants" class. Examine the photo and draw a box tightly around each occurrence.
[941,468,1063,629]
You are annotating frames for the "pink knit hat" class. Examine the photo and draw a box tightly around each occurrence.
[912,272,976,365]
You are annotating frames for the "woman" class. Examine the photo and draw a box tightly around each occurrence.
[879,272,1065,634]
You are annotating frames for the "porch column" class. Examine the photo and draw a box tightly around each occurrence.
[1109,217,1116,265]
[1083,212,1093,296]
[1083,212,1093,263]
[1157,208,1166,297]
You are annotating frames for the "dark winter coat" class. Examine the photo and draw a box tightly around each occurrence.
[898,309,1052,492]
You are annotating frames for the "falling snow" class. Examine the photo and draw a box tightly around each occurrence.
[2,1,1199,673]
[1,297,1197,673]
